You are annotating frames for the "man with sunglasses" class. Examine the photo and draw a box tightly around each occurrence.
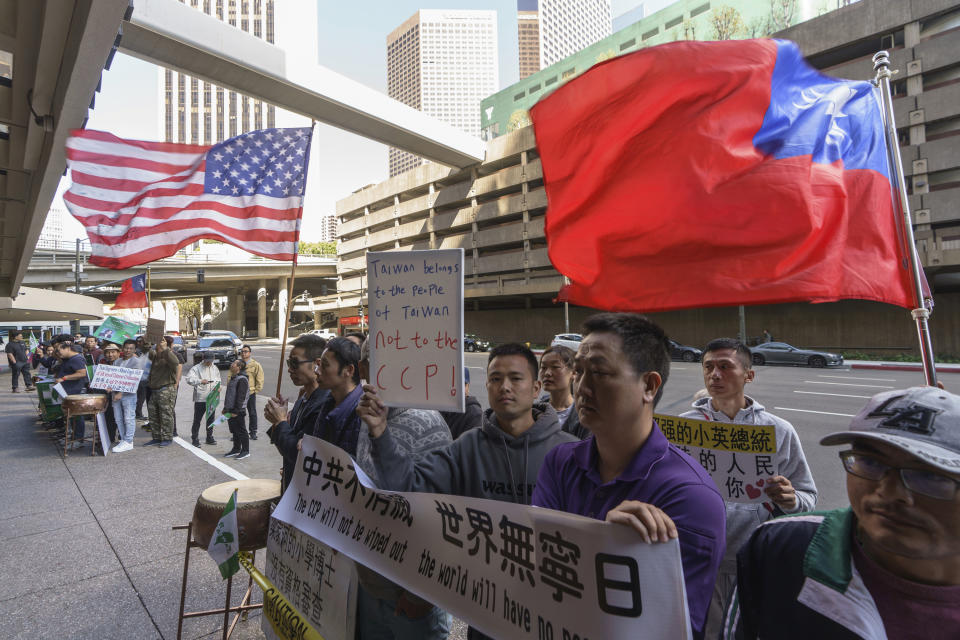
[725,386,960,639]
[264,334,330,490]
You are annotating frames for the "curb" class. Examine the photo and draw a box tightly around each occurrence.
[850,362,960,374]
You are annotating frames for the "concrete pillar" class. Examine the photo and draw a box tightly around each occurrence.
[226,288,243,335]
[277,276,289,338]
[257,279,267,338]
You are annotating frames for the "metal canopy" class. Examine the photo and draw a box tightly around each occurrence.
[119,0,487,169]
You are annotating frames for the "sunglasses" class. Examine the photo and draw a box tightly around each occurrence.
[286,357,313,368]
[839,450,960,501]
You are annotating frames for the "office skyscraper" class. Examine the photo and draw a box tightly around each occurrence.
[387,10,498,177]
[517,0,612,78]
[162,0,276,145]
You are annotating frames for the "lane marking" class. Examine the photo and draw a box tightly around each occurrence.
[794,391,871,399]
[173,436,249,480]
[774,406,856,417]
[817,374,896,382]
[804,381,894,389]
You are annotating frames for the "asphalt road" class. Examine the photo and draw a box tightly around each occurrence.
[174,347,933,513]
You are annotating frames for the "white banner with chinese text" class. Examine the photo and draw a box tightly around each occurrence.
[273,436,692,640]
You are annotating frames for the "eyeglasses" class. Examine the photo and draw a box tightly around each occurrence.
[286,357,313,368]
[839,450,960,501]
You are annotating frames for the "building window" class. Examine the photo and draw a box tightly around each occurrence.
[620,38,636,50]
[690,3,710,18]
[643,28,659,40]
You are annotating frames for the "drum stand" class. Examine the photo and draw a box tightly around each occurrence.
[61,407,103,458]
[173,521,262,640]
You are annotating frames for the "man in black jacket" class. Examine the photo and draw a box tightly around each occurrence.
[265,334,330,490]
[223,358,250,459]
[727,386,960,640]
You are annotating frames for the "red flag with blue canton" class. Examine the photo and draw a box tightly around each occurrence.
[113,273,147,309]
[530,39,915,312]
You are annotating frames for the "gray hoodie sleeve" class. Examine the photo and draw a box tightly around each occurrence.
[369,427,465,495]
[771,415,817,514]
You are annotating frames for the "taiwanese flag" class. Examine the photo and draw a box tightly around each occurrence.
[530,39,916,313]
[113,273,147,309]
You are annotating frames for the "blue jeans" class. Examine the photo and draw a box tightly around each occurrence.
[113,393,137,443]
[356,584,449,640]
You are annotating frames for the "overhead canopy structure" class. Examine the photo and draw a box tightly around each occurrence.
[0,286,104,322]
[0,0,131,299]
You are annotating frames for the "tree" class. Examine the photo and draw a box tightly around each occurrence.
[176,297,203,335]
[767,0,798,33]
[745,16,769,38]
[681,18,697,40]
[710,6,745,40]
[298,241,337,256]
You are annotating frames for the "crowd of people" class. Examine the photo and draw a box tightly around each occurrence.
[5,330,265,459]
[7,313,958,639]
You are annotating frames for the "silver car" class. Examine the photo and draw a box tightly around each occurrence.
[550,333,583,351]
[751,342,843,368]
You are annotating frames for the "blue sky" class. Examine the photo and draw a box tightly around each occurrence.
[60,0,673,241]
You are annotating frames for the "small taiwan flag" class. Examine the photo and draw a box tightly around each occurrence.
[113,273,147,310]
[207,489,240,579]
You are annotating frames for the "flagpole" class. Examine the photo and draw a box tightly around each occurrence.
[873,51,937,387]
[276,254,298,398]
[146,267,153,316]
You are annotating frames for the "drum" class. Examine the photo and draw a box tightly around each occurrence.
[62,394,108,414]
[192,479,282,551]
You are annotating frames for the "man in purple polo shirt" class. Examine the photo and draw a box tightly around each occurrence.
[532,313,726,640]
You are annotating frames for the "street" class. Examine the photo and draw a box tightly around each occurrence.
[178,345,937,513]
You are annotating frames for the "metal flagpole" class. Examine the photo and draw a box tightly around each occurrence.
[873,51,938,386]
[146,267,153,315]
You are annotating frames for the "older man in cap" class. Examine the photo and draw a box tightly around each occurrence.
[726,386,960,639]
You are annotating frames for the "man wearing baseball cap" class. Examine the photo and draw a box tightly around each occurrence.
[725,386,960,639]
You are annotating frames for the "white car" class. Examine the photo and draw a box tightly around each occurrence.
[550,333,583,351]
[306,329,338,340]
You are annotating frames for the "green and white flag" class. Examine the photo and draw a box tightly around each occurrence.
[207,488,240,579]
[28,332,38,353]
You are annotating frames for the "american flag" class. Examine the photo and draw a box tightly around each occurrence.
[64,127,313,269]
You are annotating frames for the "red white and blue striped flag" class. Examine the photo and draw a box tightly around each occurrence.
[64,127,313,269]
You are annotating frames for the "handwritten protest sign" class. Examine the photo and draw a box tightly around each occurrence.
[145,318,165,346]
[655,414,778,504]
[273,437,693,640]
[261,519,357,640]
[89,365,142,394]
[206,383,221,422]
[366,249,464,411]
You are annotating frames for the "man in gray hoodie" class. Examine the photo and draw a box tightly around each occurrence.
[681,337,817,639]
[358,342,578,640]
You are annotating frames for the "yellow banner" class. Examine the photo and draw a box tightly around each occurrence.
[654,414,777,454]
[238,552,325,640]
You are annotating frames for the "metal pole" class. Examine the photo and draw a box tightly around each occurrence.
[74,238,81,294]
[146,267,153,317]
[563,276,570,333]
[873,51,938,386]
[276,256,298,398]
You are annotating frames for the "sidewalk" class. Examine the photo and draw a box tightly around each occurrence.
[0,391,268,640]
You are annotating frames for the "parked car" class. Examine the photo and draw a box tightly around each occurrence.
[550,333,583,351]
[168,335,187,364]
[464,334,491,352]
[306,329,338,340]
[668,339,702,362]
[197,330,242,349]
[750,341,843,368]
[194,337,239,368]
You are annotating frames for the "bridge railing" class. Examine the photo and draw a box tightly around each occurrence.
[31,240,336,266]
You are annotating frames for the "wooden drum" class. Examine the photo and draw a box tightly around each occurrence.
[62,394,108,415]
[192,479,281,551]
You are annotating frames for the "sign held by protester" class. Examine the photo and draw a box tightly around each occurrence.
[89,364,142,394]
[655,414,778,504]
[261,519,357,640]
[273,436,693,640]
[366,249,465,411]
[145,318,165,346]
[94,316,140,345]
